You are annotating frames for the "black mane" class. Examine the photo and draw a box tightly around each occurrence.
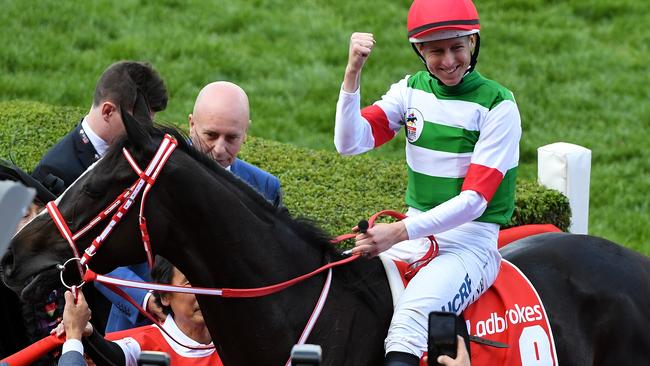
[104,122,339,257]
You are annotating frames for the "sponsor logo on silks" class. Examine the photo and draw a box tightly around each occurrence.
[474,275,485,299]
[403,107,424,143]
[468,304,544,337]
[441,273,473,313]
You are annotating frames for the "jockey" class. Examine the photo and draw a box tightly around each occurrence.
[333,0,521,364]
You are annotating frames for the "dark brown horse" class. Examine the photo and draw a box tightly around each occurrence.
[3,109,650,365]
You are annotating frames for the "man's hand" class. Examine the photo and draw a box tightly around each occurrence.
[146,294,167,322]
[352,221,408,257]
[343,32,375,92]
[57,290,93,340]
[436,336,471,366]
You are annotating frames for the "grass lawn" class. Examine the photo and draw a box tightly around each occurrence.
[1,0,648,254]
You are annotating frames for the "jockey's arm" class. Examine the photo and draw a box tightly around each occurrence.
[334,78,408,155]
[334,86,375,155]
[402,190,487,239]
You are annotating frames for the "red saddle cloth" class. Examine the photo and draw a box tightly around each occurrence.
[497,224,561,249]
[405,258,558,366]
[461,259,558,366]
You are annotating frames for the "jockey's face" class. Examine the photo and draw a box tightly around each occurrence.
[415,34,476,86]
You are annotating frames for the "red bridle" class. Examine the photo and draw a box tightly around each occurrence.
[47,134,178,280]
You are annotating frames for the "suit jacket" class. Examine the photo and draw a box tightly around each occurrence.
[100,158,282,332]
[32,122,100,188]
[230,158,282,207]
[57,351,87,366]
[95,263,153,333]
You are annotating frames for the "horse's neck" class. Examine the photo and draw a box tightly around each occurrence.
[156,179,393,364]
[192,234,331,365]
[201,256,393,365]
[200,220,327,286]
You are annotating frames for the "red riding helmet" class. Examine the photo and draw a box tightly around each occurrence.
[407,0,482,76]
[407,0,480,43]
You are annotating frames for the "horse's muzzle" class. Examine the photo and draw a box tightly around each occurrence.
[0,247,17,287]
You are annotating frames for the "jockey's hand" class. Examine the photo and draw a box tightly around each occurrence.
[347,32,375,73]
[343,32,375,92]
[352,221,408,258]
[147,294,168,322]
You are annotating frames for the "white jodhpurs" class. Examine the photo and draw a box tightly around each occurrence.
[381,219,502,357]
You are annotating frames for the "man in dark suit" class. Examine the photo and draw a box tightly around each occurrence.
[189,81,282,206]
[30,61,169,335]
[33,61,168,190]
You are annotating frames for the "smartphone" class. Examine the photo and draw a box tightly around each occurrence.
[428,311,458,366]
[137,351,170,366]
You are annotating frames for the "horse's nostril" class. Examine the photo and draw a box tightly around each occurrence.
[0,249,15,276]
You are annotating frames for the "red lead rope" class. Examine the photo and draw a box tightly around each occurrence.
[83,254,360,298]
[366,210,439,280]
[340,210,440,280]
[82,211,437,300]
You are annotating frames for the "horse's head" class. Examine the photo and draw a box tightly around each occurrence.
[1,96,176,301]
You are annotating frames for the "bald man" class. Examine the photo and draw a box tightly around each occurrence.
[189,81,282,206]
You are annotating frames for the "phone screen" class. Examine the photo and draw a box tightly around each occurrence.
[428,311,458,366]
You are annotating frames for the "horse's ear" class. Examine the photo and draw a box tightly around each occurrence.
[121,91,153,149]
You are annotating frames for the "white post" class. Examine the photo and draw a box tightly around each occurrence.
[537,142,592,234]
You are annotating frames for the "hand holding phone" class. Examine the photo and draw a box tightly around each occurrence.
[428,311,458,365]
[436,336,471,366]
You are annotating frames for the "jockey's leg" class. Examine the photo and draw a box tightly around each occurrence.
[384,223,501,359]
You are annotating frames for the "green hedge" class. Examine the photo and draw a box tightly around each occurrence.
[0,100,570,236]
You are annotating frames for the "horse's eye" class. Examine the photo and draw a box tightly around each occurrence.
[82,184,103,199]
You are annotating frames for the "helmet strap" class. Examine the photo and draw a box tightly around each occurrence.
[467,33,480,74]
